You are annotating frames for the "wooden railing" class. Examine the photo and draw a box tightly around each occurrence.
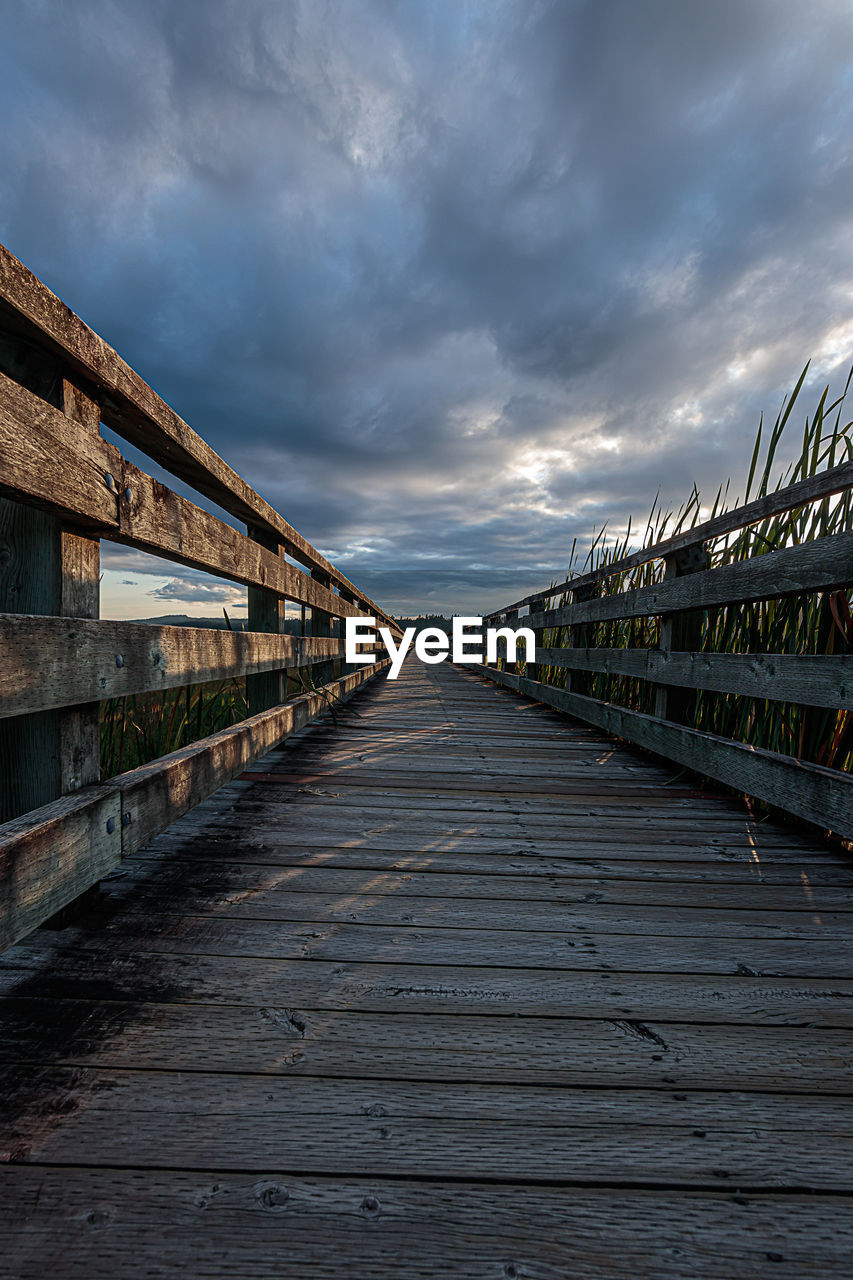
[480,465,853,841]
[0,244,397,951]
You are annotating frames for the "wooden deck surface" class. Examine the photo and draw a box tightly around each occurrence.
[1,657,853,1277]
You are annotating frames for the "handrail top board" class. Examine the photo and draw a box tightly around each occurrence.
[486,458,853,620]
[521,529,853,631]
[0,242,399,633]
[0,370,377,622]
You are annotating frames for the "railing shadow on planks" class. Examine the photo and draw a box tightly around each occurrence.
[478,444,853,845]
[0,243,397,953]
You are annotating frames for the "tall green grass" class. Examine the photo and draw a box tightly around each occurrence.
[100,677,249,778]
[99,651,342,780]
[534,365,853,773]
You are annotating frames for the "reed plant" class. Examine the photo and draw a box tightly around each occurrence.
[534,365,853,772]
[99,605,251,777]
[100,676,249,779]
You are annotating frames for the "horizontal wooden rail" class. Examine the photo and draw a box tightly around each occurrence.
[0,244,397,628]
[525,531,853,630]
[536,647,853,710]
[487,459,853,620]
[472,665,853,841]
[0,370,374,621]
[483,449,853,836]
[0,616,350,718]
[0,659,390,951]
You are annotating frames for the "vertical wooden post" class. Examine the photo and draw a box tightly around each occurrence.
[0,500,62,820]
[528,627,545,683]
[653,543,709,724]
[247,527,287,714]
[503,609,519,674]
[0,368,102,822]
[338,590,356,676]
[310,570,334,687]
[526,609,544,684]
[566,583,597,697]
[59,377,102,794]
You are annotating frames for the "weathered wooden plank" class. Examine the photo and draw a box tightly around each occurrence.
[3,1000,853,1092]
[139,835,848,878]
[535,647,853,708]
[95,882,853,940]
[488,457,853,618]
[12,1068,844,1135]
[4,948,851,1027]
[524,530,853,631]
[257,800,813,840]
[3,1066,852,1189]
[2,1167,851,1280]
[236,767,702,797]
[0,370,120,530]
[0,787,121,951]
[0,616,346,717]
[253,753,685,782]
[472,665,853,838]
[61,912,853,977]
[103,860,853,911]
[0,244,399,631]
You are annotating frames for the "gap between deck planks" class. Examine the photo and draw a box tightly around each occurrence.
[1,655,853,1278]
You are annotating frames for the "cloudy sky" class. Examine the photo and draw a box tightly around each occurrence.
[2,0,852,618]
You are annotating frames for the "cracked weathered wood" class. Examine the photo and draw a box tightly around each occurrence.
[0,784,121,949]
[537,646,853,708]
[523,530,853,630]
[2,1167,851,1280]
[0,616,346,718]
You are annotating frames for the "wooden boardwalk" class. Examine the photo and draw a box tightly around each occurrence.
[1,657,853,1277]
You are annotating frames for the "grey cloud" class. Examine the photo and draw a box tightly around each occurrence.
[149,578,248,607]
[2,0,852,617]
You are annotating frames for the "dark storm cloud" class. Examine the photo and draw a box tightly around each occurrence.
[1,0,852,617]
